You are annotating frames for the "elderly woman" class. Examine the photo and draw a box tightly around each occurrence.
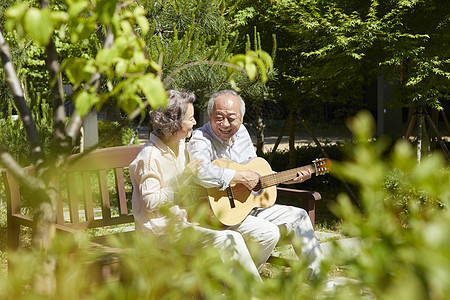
[129,90,262,281]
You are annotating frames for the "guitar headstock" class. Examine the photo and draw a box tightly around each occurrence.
[312,158,331,175]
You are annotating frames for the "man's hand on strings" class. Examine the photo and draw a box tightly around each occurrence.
[284,169,312,185]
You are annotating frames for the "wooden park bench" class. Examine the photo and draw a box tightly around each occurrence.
[2,144,321,280]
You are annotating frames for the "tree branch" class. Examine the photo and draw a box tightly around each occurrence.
[0,145,47,198]
[40,0,69,165]
[66,25,115,145]
[0,28,44,168]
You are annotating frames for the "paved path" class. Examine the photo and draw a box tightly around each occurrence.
[272,231,361,260]
[272,231,363,288]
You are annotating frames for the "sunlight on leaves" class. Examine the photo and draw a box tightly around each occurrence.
[24,8,54,47]
[74,90,100,117]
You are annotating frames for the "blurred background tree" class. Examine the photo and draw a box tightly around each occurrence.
[228,0,450,163]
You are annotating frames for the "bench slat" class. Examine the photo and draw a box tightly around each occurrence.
[67,145,143,172]
[115,168,128,216]
[61,215,134,230]
[276,187,321,200]
[67,172,80,223]
[56,192,64,224]
[98,169,112,220]
[83,171,95,222]
[10,214,34,227]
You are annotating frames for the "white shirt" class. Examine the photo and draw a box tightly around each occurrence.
[187,122,257,190]
[129,132,188,234]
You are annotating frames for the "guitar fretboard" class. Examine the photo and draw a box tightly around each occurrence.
[260,164,316,189]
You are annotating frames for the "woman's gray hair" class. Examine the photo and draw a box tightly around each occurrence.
[151,90,195,137]
[207,90,245,120]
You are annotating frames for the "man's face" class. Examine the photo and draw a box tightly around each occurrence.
[210,93,242,143]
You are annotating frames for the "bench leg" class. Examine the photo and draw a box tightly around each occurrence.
[7,222,20,274]
[7,222,20,251]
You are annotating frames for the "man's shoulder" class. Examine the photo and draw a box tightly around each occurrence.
[237,124,250,134]
[235,124,252,141]
[191,124,212,141]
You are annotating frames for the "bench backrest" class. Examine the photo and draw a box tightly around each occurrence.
[3,145,143,230]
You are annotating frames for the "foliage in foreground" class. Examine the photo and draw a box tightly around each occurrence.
[329,111,450,299]
[1,110,450,299]
[0,201,326,300]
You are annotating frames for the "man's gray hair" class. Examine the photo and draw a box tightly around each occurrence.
[207,90,245,120]
[151,90,195,137]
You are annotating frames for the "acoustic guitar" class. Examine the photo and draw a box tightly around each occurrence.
[207,157,331,226]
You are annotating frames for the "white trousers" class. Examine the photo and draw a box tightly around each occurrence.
[191,225,262,282]
[229,204,324,276]
[137,222,262,282]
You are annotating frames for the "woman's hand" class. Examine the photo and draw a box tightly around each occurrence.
[184,159,203,176]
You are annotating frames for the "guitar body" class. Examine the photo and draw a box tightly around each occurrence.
[206,156,330,226]
[207,157,277,226]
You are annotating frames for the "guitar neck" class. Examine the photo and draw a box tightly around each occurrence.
[260,164,316,189]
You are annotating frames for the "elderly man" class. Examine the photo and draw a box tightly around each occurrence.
[187,90,333,286]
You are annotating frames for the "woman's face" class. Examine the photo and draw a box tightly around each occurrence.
[176,103,196,139]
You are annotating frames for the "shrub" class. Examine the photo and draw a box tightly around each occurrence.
[261,142,348,192]
[0,111,52,167]
[328,111,450,299]
[97,120,140,148]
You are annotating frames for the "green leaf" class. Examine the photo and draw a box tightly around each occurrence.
[69,17,96,43]
[64,58,92,87]
[68,0,89,18]
[252,57,268,83]
[256,50,273,70]
[245,55,257,81]
[51,11,69,27]
[131,51,149,72]
[4,2,28,36]
[120,20,133,35]
[74,90,100,117]
[4,2,28,20]
[136,15,150,36]
[136,74,167,109]
[96,0,118,25]
[115,59,128,76]
[24,8,54,46]
[227,54,246,77]
[96,49,115,68]
[120,93,142,116]
[149,61,162,73]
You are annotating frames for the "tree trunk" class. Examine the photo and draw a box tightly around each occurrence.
[255,98,265,156]
[268,117,289,164]
[288,112,296,168]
